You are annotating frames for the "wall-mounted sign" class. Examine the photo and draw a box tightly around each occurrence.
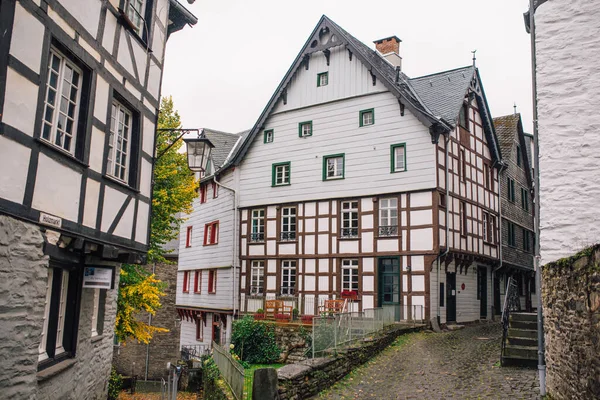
[39,212,62,228]
[82,266,115,289]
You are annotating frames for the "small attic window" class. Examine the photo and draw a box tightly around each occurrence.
[459,103,469,131]
[317,72,328,87]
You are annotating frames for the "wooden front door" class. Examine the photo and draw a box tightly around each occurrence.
[446,273,456,322]
[378,257,401,321]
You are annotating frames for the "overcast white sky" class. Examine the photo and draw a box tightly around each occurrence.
[162,0,533,134]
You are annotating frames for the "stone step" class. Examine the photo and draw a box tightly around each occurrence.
[510,312,537,322]
[509,320,537,330]
[508,328,537,339]
[503,344,538,360]
[507,336,538,347]
[502,355,537,368]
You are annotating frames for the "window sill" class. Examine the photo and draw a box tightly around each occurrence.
[183,291,190,294]
[391,169,406,174]
[194,291,202,294]
[103,174,140,194]
[272,184,291,187]
[249,241,265,244]
[338,236,360,241]
[203,242,219,247]
[208,292,216,295]
[36,138,89,168]
[377,235,399,239]
[277,240,298,244]
[37,358,76,382]
[91,334,104,343]
[323,177,344,181]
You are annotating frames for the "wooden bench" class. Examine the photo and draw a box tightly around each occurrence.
[265,300,293,320]
[318,299,346,316]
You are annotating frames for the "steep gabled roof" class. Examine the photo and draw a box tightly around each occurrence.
[409,66,475,126]
[493,113,532,185]
[202,129,241,169]
[230,15,452,166]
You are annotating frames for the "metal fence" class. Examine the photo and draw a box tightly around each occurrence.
[180,344,209,361]
[242,293,367,316]
[212,341,245,400]
[311,305,424,358]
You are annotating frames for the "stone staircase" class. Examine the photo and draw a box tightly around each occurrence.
[502,312,538,367]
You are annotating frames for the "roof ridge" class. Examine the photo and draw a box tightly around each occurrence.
[203,128,240,137]
[409,65,474,80]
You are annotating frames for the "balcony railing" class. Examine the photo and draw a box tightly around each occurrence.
[249,232,265,242]
[340,227,358,238]
[181,344,209,361]
[378,225,398,237]
[280,286,295,296]
[249,286,264,296]
[280,231,297,241]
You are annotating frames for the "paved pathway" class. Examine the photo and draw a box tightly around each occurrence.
[315,323,539,400]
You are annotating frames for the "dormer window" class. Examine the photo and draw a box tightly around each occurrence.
[317,72,329,87]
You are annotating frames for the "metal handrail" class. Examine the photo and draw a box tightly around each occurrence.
[501,277,520,365]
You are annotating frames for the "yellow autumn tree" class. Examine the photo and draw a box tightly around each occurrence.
[115,96,197,344]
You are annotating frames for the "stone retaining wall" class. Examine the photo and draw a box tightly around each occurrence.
[542,245,600,400]
[277,326,421,399]
[273,324,311,363]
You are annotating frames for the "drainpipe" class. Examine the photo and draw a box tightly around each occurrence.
[213,172,238,322]
[528,0,546,394]
[434,132,451,326]
[491,161,507,319]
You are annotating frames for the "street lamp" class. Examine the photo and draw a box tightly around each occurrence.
[155,128,214,173]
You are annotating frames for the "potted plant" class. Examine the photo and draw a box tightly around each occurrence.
[300,315,314,325]
[292,308,300,321]
[253,308,265,320]
[274,313,290,322]
[340,290,359,301]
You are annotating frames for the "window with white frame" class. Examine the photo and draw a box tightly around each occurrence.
[323,154,344,180]
[250,209,265,242]
[42,48,83,155]
[482,212,489,242]
[272,162,291,186]
[379,197,398,236]
[250,261,264,295]
[264,129,274,143]
[281,260,296,296]
[391,143,406,172]
[341,200,359,238]
[281,207,296,241]
[298,121,312,137]
[342,259,359,292]
[317,72,328,87]
[38,266,80,369]
[127,0,146,36]
[108,101,133,183]
[359,109,374,127]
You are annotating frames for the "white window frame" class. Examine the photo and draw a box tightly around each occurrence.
[42,48,83,155]
[108,100,133,183]
[360,110,374,126]
[318,72,328,86]
[91,289,100,337]
[274,163,290,186]
[341,200,359,238]
[264,130,274,143]
[483,212,489,242]
[281,207,296,241]
[299,122,312,137]
[379,197,398,236]
[251,209,265,242]
[324,155,344,180]
[342,259,359,292]
[392,144,406,172]
[250,261,264,295]
[281,260,296,296]
[55,270,70,354]
[127,0,146,36]
[39,268,54,361]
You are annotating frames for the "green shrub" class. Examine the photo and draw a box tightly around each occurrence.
[292,308,299,320]
[231,316,280,364]
[107,367,123,400]
[256,308,264,314]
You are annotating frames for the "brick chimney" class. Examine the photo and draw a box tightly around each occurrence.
[374,36,402,69]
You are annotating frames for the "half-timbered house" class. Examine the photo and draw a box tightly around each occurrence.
[176,129,246,351]
[229,16,502,326]
[0,0,196,397]
[493,113,535,314]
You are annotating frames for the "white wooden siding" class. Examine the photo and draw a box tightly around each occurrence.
[176,268,234,310]
[178,171,236,270]
[239,91,436,208]
[272,46,385,113]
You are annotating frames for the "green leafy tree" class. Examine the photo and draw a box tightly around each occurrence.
[115,96,197,344]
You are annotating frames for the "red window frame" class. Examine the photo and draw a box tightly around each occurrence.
[183,271,189,293]
[200,185,207,203]
[195,317,203,341]
[203,221,219,245]
[185,226,193,248]
[208,270,217,294]
[194,270,202,293]
[212,182,219,198]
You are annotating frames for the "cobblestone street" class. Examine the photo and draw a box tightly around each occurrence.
[315,323,539,400]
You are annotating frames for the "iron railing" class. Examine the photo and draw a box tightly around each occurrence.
[280,231,297,241]
[249,232,264,242]
[181,344,209,361]
[242,293,359,317]
[340,227,359,238]
[501,276,521,365]
[378,225,398,237]
[212,341,245,400]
